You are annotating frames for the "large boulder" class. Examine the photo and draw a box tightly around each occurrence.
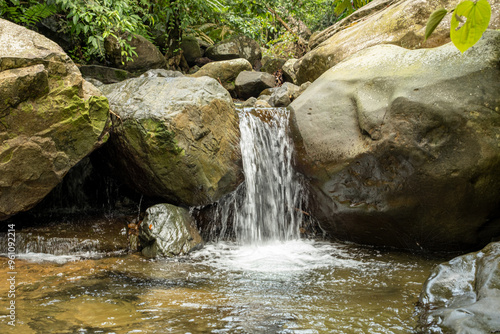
[180,35,202,66]
[191,58,252,96]
[205,35,262,68]
[235,71,276,100]
[0,19,110,221]
[79,65,131,84]
[417,242,500,333]
[101,76,242,207]
[296,0,500,84]
[289,31,500,251]
[104,33,166,73]
[139,203,203,258]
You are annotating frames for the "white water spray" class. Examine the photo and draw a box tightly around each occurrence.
[213,107,305,245]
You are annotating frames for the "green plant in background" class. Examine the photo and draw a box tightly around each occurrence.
[53,0,153,62]
[333,0,371,17]
[425,0,492,53]
[0,0,56,27]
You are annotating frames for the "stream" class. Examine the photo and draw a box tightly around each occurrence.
[0,108,451,333]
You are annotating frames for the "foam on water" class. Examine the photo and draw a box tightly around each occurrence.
[192,240,363,274]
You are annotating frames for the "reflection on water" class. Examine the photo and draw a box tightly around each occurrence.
[0,240,445,334]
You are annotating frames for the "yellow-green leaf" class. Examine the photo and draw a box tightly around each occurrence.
[425,8,448,41]
[450,0,491,53]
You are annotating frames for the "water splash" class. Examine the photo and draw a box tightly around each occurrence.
[213,107,305,245]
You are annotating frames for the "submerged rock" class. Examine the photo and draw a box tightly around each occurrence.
[289,31,500,250]
[0,19,110,221]
[418,242,500,333]
[101,76,242,206]
[139,203,203,257]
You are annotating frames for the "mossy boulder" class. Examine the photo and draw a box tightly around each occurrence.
[289,31,500,250]
[296,0,500,84]
[104,33,166,73]
[139,203,203,258]
[0,19,110,220]
[101,76,242,206]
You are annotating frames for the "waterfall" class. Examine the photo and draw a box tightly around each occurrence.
[212,107,305,245]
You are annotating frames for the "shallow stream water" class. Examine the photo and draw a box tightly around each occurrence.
[0,108,452,333]
[0,233,447,334]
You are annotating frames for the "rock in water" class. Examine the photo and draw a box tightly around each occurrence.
[0,19,110,221]
[289,31,500,250]
[101,76,242,206]
[417,242,500,333]
[139,203,203,257]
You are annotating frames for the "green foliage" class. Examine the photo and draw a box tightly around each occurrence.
[425,8,448,41]
[52,0,151,62]
[0,0,56,28]
[333,0,371,16]
[0,0,373,64]
[425,0,492,53]
[450,0,491,53]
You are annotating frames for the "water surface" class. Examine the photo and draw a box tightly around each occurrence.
[0,239,445,333]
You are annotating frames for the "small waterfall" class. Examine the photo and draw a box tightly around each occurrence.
[212,107,305,245]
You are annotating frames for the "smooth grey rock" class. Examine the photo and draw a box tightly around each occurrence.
[418,242,500,333]
[139,69,184,78]
[191,58,252,96]
[139,203,203,257]
[235,71,276,100]
[269,82,301,107]
[289,31,500,250]
[296,0,500,84]
[206,35,262,67]
[242,97,257,108]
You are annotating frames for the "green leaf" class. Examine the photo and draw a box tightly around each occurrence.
[425,8,448,41]
[450,0,491,53]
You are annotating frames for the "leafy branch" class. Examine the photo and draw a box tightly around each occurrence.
[425,0,492,53]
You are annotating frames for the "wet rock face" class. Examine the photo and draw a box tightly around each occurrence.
[101,76,243,207]
[0,19,110,221]
[139,204,203,258]
[289,31,500,250]
[418,242,500,333]
[296,0,500,84]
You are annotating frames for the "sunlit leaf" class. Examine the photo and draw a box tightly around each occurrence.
[424,8,448,41]
[450,0,491,53]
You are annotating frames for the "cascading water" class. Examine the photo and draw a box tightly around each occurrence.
[210,107,305,245]
[235,107,304,244]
